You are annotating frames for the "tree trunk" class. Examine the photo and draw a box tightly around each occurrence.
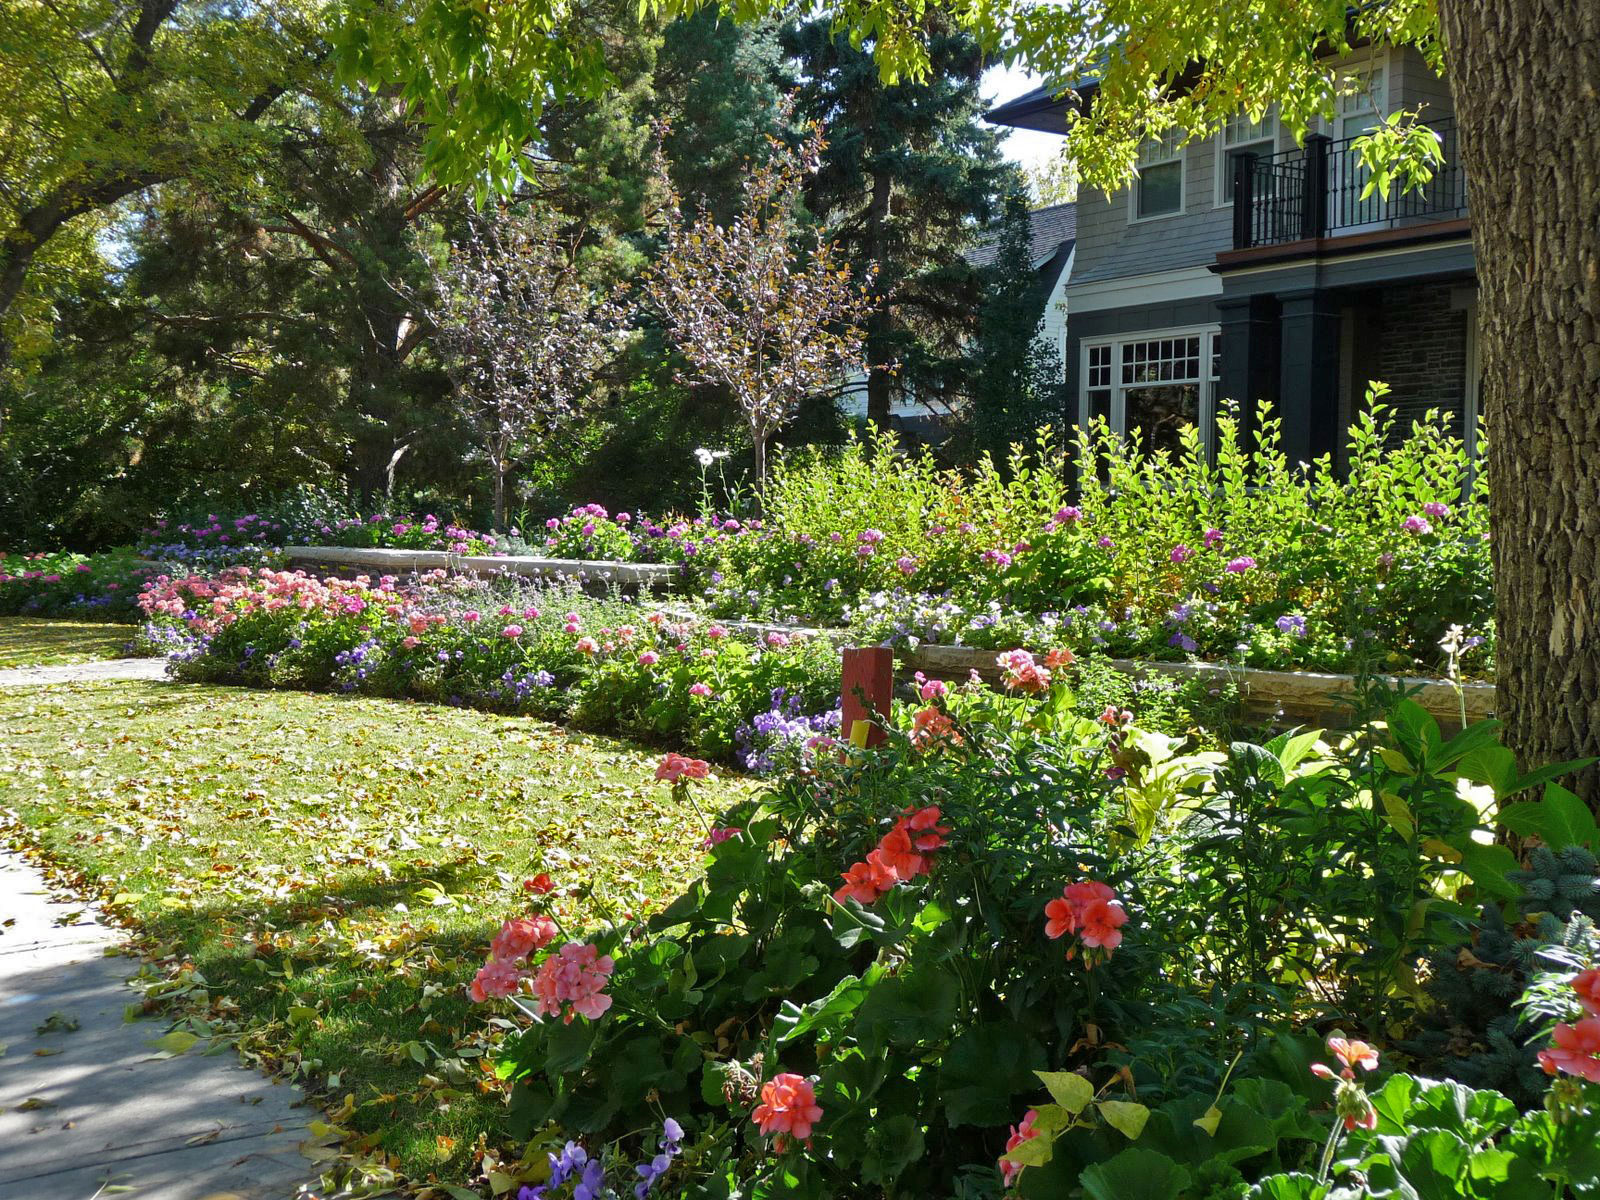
[1439,0,1600,806]
[864,166,895,432]
[752,431,768,501]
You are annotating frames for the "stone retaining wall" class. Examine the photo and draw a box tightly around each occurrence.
[283,545,680,591]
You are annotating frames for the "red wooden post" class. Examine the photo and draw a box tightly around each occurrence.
[840,646,894,748]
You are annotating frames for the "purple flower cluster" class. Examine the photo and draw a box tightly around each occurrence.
[735,688,841,774]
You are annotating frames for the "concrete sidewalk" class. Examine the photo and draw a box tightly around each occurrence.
[0,658,169,688]
[0,853,317,1199]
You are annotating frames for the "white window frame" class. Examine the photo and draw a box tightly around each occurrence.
[1127,129,1186,223]
[1213,108,1279,207]
[1332,54,1393,232]
[1078,324,1222,455]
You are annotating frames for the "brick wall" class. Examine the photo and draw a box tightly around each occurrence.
[1373,281,1471,439]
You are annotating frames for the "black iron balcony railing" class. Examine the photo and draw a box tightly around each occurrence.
[1231,118,1468,250]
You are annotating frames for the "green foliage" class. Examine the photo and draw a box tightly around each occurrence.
[706,403,1492,678]
[1249,1072,1600,1199]
[482,684,1582,1196]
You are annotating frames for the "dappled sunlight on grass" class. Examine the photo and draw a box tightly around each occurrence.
[0,680,751,1181]
[0,616,136,668]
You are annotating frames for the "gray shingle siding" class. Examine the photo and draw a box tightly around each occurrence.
[1070,47,1455,289]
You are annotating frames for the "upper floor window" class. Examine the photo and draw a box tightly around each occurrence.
[1132,129,1184,220]
[1216,109,1277,205]
[1337,65,1387,139]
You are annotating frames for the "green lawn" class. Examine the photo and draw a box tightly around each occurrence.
[0,678,748,1186]
[0,615,136,668]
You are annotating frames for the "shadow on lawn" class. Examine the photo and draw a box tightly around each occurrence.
[0,616,138,668]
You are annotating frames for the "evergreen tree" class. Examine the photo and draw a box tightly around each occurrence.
[970,192,1066,466]
[782,17,1014,431]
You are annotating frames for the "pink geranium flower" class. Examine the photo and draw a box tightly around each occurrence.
[752,1073,822,1150]
[469,956,527,1003]
[491,915,558,961]
[701,826,742,849]
[656,753,711,783]
[1540,1017,1600,1082]
[531,941,615,1024]
[575,636,599,654]
[689,681,713,697]
[1001,1108,1040,1187]
[1044,880,1128,966]
[909,707,961,749]
[638,650,659,666]
[1573,969,1600,1016]
[502,624,522,639]
[997,649,1051,694]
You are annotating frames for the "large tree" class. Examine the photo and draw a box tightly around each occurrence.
[783,16,1013,429]
[351,0,1600,804]
[0,0,329,408]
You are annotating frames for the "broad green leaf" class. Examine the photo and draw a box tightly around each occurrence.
[1497,784,1598,850]
[1080,1147,1192,1200]
[1036,1070,1094,1114]
[1001,1132,1056,1169]
[1098,1099,1150,1139]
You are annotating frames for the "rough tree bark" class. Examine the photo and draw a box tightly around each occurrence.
[1439,0,1600,806]
[864,167,895,431]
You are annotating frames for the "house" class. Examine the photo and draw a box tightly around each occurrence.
[837,201,1076,442]
[986,48,1476,469]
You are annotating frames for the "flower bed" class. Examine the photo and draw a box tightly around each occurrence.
[137,569,841,763]
[458,674,1600,1197]
[140,508,500,561]
[0,548,167,621]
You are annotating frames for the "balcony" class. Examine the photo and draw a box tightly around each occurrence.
[1231,118,1468,250]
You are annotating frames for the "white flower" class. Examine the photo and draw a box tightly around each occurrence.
[694,448,715,467]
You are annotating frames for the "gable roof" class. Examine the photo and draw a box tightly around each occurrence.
[966,201,1077,271]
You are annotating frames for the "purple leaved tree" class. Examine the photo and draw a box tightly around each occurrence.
[645,122,875,494]
[432,209,633,531]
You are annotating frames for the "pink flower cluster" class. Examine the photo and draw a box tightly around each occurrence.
[1000,1108,1041,1187]
[833,806,951,906]
[909,706,962,749]
[656,753,711,784]
[997,648,1051,693]
[1538,969,1600,1083]
[139,567,403,635]
[752,1072,822,1151]
[532,941,616,1024]
[470,914,558,1002]
[1044,880,1129,967]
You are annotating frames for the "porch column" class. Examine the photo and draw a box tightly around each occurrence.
[1278,289,1341,466]
[1217,295,1279,441]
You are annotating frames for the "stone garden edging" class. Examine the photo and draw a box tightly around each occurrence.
[282,546,1493,731]
[283,545,680,590]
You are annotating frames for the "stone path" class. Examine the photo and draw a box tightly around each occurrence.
[0,853,317,1199]
[0,657,169,688]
